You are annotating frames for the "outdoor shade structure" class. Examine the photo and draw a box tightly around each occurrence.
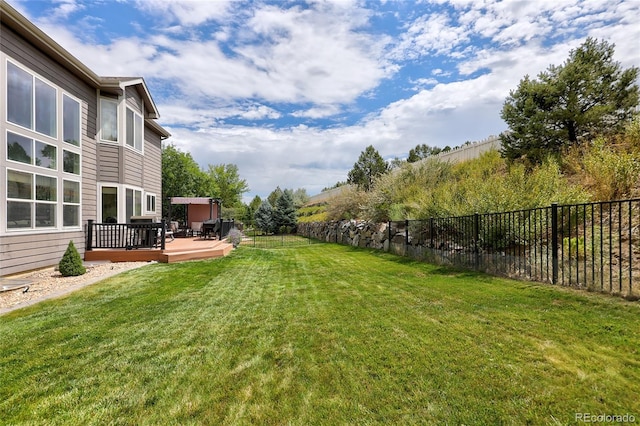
[169,197,221,229]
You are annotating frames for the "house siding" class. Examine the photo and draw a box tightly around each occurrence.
[144,125,162,197]
[0,9,168,277]
[1,22,94,275]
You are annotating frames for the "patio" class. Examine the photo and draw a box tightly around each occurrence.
[84,236,234,263]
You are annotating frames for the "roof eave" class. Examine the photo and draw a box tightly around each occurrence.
[1,1,101,87]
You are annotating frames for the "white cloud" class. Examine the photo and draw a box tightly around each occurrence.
[291,105,342,119]
[10,0,639,201]
[133,0,234,26]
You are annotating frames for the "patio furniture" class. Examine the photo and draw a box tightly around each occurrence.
[191,221,203,237]
[201,219,220,239]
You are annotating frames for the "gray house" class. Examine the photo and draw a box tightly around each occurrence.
[1,2,170,276]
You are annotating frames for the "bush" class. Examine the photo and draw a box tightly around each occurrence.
[58,241,86,277]
[227,228,242,248]
[564,138,640,201]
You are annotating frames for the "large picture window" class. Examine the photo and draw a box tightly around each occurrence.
[126,107,143,151]
[4,60,82,232]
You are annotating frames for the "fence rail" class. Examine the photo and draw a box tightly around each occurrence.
[298,199,640,299]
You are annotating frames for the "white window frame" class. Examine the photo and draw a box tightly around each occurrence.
[99,98,118,143]
[6,131,57,170]
[125,107,143,152]
[6,60,58,139]
[6,167,59,230]
[146,193,157,214]
[2,58,82,234]
[125,186,143,221]
[98,183,119,223]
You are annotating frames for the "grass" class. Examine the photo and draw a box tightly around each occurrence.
[249,234,317,249]
[1,244,639,424]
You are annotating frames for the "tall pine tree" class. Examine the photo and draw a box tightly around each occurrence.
[500,38,639,165]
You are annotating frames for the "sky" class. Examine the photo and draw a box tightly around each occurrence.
[7,0,640,202]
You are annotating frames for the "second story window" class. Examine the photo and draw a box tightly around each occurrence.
[63,94,80,146]
[100,98,118,142]
[7,62,57,138]
[126,107,143,151]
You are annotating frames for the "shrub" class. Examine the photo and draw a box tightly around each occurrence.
[58,241,86,277]
[325,185,367,221]
[227,228,242,248]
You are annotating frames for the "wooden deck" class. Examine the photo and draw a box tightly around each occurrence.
[84,236,234,263]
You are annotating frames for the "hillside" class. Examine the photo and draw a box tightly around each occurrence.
[299,116,640,223]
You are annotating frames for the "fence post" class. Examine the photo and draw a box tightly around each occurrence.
[429,218,434,248]
[161,219,166,250]
[474,213,480,270]
[551,203,558,284]
[388,221,391,252]
[405,219,409,249]
[87,219,94,251]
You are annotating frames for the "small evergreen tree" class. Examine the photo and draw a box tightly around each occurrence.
[254,200,275,234]
[58,240,86,277]
[273,189,297,233]
[347,145,390,191]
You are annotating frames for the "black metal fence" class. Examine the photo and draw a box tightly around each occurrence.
[86,219,168,251]
[300,199,640,298]
[243,229,318,249]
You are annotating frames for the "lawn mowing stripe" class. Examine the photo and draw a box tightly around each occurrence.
[1,245,638,425]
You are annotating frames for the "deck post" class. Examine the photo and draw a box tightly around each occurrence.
[87,219,94,251]
[161,219,166,250]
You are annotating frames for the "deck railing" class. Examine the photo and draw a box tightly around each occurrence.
[86,219,168,251]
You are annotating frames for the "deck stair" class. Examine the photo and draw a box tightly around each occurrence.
[85,237,234,264]
[160,240,233,263]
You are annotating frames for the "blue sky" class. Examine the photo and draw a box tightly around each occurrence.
[8,0,640,201]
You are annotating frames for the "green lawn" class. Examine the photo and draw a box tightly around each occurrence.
[1,244,639,425]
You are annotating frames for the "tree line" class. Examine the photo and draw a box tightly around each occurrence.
[162,145,308,233]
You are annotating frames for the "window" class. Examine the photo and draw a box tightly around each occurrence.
[35,78,56,137]
[7,62,32,129]
[63,150,80,174]
[63,180,80,226]
[6,132,56,169]
[126,107,143,151]
[126,188,142,221]
[101,186,118,222]
[63,95,80,146]
[4,61,81,231]
[7,62,57,137]
[146,194,156,213]
[100,98,118,142]
[6,169,57,229]
[7,132,32,164]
